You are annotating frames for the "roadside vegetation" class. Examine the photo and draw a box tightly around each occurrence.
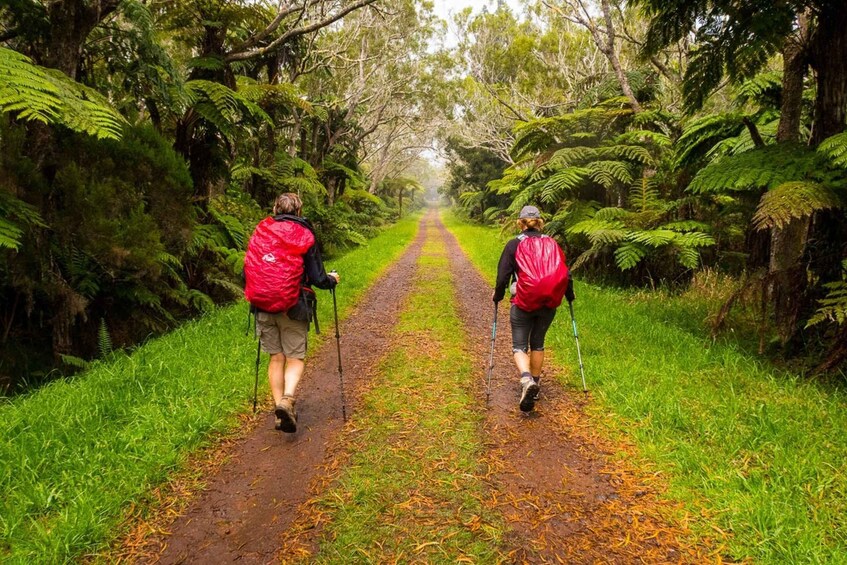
[0,216,419,563]
[441,1,847,375]
[443,211,847,563]
[1,1,437,391]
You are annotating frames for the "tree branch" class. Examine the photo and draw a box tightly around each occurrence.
[226,0,380,63]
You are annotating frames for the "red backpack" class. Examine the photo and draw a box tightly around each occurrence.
[244,217,315,313]
[513,234,569,311]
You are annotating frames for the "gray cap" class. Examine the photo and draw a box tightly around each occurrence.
[518,205,541,219]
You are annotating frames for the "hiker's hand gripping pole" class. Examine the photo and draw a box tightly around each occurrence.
[568,301,587,393]
[329,271,347,422]
[486,303,498,403]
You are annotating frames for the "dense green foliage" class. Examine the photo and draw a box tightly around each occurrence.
[441,1,847,372]
[0,214,420,562]
[445,212,847,563]
[0,1,432,391]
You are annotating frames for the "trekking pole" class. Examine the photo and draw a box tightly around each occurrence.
[486,303,498,403]
[252,339,261,412]
[568,301,587,393]
[329,272,348,422]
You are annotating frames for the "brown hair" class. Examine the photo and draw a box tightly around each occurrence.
[517,218,544,231]
[273,193,302,216]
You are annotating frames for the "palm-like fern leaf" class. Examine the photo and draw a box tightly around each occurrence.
[818,133,847,168]
[752,181,843,230]
[0,47,126,139]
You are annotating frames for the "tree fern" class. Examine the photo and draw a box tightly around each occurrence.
[0,47,125,139]
[687,144,824,194]
[752,181,843,231]
[184,80,271,137]
[675,113,745,167]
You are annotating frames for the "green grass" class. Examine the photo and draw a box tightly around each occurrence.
[442,210,847,564]
[0,215,420,564]
[306,236,504,563]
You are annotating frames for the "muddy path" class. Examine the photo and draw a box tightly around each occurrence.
[438,216,710,563]
[131,221,428,564]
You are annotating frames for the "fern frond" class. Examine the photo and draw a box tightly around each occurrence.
[661,220,712,232]
[676,247,701,269]
[687,144,821,194]
[806,281,847,327]
[98,318,113,358]
[538,168,588,204]
[614,243,648,270]
[674,231,716,248]
[587,160,633,189]
[614,129,672,148]
[675,113,744,167]
[0,47,125,139]
[628,229,677,247]
[818,132,847,168]
[629,176,660,212]
[752,181,843,230]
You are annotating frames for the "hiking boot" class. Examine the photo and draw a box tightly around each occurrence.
[532,376,541,401]
[519,377,539,412]
[274,396,297,433]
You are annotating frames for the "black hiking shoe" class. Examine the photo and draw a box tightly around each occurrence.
[532,376,541,401]
[274,396,297,433]
[519,378,539,412]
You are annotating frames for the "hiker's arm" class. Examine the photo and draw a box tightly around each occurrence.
[493,240,518,302]
[304,244,337,290]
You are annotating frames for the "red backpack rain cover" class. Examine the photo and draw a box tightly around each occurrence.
[244,217,315,313]
[513,235,569,311]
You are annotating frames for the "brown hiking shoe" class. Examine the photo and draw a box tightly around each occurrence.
[274,396,297,433]
[519,377,539,412]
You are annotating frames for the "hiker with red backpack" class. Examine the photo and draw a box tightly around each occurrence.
[493,205,574,412]
[244,193,339,433]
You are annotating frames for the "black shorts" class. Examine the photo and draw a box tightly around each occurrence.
[510,304,556,353]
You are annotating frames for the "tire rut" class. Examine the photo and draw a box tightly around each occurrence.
[133,220,428,564]
[438,215,711,563]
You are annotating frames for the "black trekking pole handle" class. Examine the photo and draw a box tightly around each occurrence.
[568,301,587,393]
[486,303,498,404]
[330,271,347,422]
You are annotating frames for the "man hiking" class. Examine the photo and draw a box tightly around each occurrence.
[493,205,574,412]
[244,193,339,433]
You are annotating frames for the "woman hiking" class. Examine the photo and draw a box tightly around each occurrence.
[492,205,574,412]
[244,193,339,433]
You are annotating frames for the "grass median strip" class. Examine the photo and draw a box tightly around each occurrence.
[442,210,847,564]
[0,215,420,564]
[293,236,505,563]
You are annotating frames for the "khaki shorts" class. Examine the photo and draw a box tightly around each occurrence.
[256,311,308,359]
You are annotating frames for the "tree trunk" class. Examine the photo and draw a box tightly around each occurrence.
[806,3,847,297]
[809,5,847,146]
[44,0,120,78]
[767,12,810,345]
[599,0,642,113]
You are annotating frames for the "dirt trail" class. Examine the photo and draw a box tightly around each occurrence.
[438,216,710,563]
[132,222,427,564]
[125,211,711,563]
